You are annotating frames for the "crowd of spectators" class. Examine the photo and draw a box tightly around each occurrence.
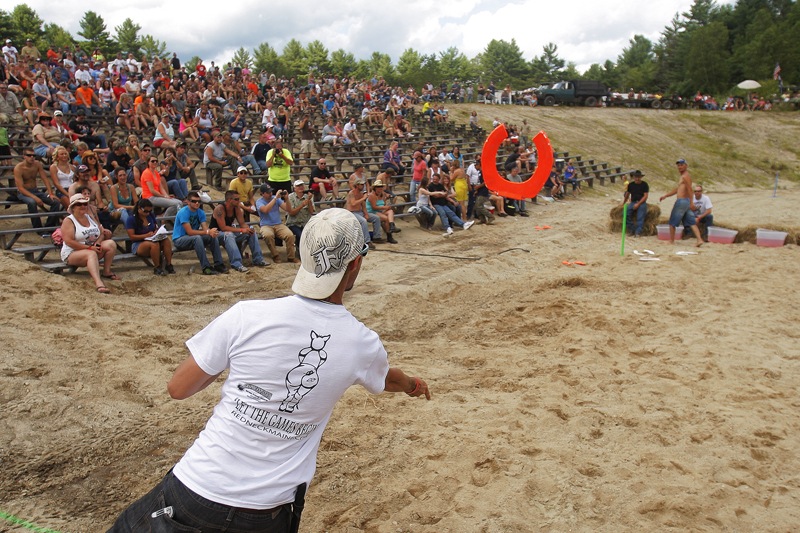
[2,40,591,290]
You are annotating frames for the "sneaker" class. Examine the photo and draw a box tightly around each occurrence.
[153,267,167,276]
[368,241,376,250]
[165,264,176,274]
[463,221,475,230]
[233,264,249,273]
[519,212,530,217]
[408,206,419,214]
[446,227,454,235]
[252,260,269,267]
[214,264,229,274]
[202,266,218,275]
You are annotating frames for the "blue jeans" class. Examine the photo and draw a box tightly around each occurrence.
[415,205,436,228]
[350,211,381,241]
[669,198,696,227]
[288,225,303,254]
[174,234,223,269]
[626,202,647,236]
[19,189,61,229]
[408,180,420,204]
[238,155,261,175]
[167,179,189,200]
[219,231,263,267]
[434,204,465,230]
[107,470,292,532]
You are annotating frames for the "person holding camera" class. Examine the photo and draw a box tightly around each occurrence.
[284,179,316,258]
[265,138,294,194]
[256,184,298,264]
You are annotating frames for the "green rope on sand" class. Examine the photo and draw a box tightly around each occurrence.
[0,510,62,533]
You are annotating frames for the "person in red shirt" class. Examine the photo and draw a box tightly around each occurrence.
[195,60,207,79]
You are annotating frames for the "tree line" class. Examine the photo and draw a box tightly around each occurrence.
[2,0,797,97]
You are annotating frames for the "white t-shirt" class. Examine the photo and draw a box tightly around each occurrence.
[261,108,276,127]
[693,194,712,216]
[173,296,389,509]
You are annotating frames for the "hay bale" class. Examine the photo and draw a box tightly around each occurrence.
[608,204,661,235]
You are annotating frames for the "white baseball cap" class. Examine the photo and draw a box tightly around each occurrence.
[292,208,366,299]
[236,166,248,174]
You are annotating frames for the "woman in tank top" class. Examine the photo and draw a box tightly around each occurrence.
[60,193,120,293]
[49,146,75,209]
[109,168,139,226]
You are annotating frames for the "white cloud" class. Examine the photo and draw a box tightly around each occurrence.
[21,0,735,72]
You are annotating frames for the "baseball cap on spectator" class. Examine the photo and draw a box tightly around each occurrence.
[293,180,305,188]
[292,208,366,300]
[676,159,687,165]
[53,110,63,117]
[236,166,248,174]
[259,184,273,194]
[77,165,89,173]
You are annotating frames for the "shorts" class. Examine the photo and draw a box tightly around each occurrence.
[153,138,166,148]
[300,139,314,154]
[669,198,696,227]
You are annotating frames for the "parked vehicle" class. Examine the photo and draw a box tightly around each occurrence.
[535,80,610,107]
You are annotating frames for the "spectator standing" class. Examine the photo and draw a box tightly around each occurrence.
[659,159,704,247]
[265,138,294,194]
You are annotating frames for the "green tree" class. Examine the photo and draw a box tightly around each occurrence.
[685,20,731,93]
[481,39,529,87]
[305,40,330,73]
[115,18,141,56]
[530,42,565,82]
[438,46,472,82]
[330,49,357,77]
[281,39,308,77]
[231,47,253,69]
[253,42,282,75]
[185,56,202,74]
[78,11,112,54]
[367,51,394,81]
[43,23,74,50]
[396,48,424,88]
[10,4,44,44]
[617,35,656,90]
[139,34,168,59]
[0,10,15,46]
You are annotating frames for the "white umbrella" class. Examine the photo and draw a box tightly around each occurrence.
[737,80,761,90]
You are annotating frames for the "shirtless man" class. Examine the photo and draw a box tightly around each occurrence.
[344,178,383,248]
[13,151,61,231]
[659,158,704,246]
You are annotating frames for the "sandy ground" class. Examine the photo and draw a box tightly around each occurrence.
[1,185,799,533]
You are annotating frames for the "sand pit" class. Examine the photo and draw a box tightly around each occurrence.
[1,188,799,532]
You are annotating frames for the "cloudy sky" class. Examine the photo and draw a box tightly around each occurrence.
[22,0,735,72]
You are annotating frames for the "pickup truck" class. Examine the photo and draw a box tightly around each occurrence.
[535,80,610,107]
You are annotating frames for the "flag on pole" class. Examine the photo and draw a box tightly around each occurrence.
[773,63,782,80]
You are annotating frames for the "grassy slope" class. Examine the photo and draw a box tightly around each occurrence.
[447,104,800,191]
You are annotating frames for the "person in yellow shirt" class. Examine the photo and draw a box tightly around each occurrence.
[228,166,256,216]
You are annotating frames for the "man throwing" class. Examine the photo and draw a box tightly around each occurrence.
[109,208,430,532]
[659,158,704,247]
